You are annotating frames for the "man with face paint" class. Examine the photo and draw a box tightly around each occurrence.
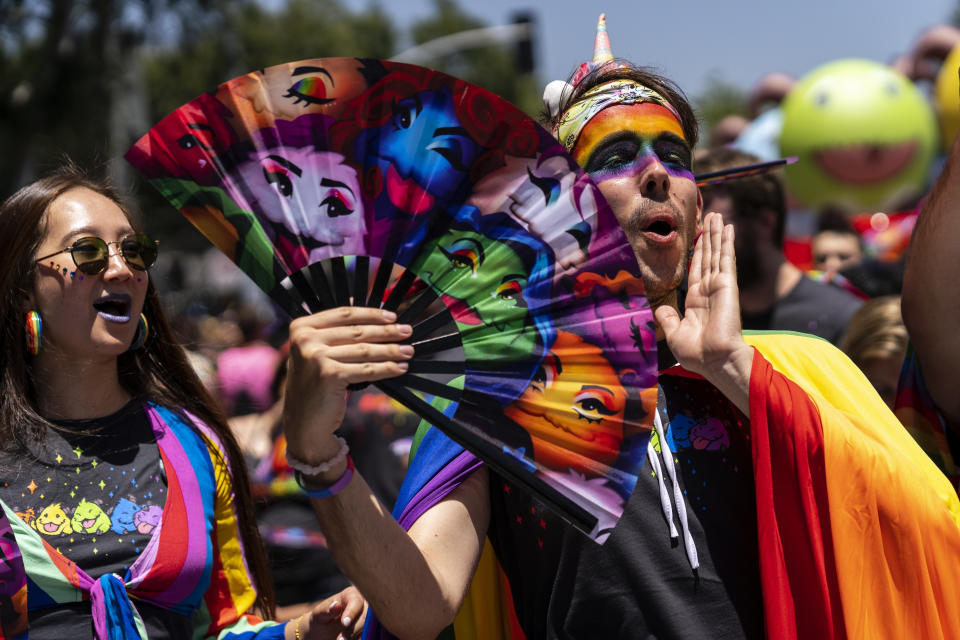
[279,15,960,640]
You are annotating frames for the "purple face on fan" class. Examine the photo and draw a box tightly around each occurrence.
[363,87,483,216]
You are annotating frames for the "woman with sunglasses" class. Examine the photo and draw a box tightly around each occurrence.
[0,163,364,639]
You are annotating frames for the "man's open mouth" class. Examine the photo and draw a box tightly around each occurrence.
[93,294,132,323]
[640,215,678,243]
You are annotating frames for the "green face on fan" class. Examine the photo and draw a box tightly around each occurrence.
[779,58,937,213]
[413,227,539,363]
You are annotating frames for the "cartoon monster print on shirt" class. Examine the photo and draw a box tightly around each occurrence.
[110,498,141,535]
[33,504,73,536]
[666,414,731,452]
[71,499,112,534]
[134,505,162,535]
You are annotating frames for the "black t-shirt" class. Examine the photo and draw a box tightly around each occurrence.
[0,400,191,638]
[487,372,763,639]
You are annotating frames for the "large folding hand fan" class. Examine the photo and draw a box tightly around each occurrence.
[126,58,658,542]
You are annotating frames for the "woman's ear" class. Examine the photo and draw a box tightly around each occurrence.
[21,291,35,314]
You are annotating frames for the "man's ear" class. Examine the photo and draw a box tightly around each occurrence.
[696,188,705,233]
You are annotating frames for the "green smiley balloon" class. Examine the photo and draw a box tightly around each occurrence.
[779,59,937,213]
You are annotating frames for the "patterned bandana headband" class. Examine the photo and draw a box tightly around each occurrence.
[545,13,683,152]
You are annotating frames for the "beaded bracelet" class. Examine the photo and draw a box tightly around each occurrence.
[294,455,355,499]
[286,435,349,475]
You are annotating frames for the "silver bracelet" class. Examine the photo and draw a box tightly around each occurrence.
[285,435,350,475]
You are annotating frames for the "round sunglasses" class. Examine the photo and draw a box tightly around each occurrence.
[36,233,159,276]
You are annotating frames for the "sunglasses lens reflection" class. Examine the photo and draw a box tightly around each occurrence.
[72,238,109,275]
[122,234,157,271]
[69,234,157,275]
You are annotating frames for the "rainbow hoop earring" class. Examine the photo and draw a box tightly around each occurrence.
[25,311,42,356]
[128,314,149,352]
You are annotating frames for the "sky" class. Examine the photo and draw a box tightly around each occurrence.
[341,0,957,99]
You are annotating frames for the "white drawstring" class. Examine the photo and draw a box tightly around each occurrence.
[651,408,700,576]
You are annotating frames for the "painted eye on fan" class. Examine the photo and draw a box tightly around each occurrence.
[263,168,294,198]
[177,134,207,150]
[529,361,554,394]
[284,66,335,106]
[573,392,619,423]
[448,251,476,271]
[391,100,416,130]
[495,280,524,302]
[320,192,354,218]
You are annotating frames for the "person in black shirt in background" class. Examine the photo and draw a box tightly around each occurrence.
[697,147,863,344]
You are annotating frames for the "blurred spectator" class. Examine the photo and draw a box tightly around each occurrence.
[840,296,908,408]
[812,208,864,277]
[698,147,863,344]
[217,303,281,416]
[708,114,750,148]
[746,72,795,118]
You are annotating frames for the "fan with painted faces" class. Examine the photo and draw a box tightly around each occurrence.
[126,58,657,542]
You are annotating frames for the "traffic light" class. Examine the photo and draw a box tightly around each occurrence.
[512,11,536,74]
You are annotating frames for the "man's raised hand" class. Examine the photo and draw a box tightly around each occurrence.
[655,212,754,415]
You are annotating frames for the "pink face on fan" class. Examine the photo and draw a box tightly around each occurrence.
[230,148,366,262]
[468,152,596,273]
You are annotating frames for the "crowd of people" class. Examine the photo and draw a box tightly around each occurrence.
[2,12,960,640]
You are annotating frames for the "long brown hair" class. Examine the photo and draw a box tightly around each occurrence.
[0,162,276,617]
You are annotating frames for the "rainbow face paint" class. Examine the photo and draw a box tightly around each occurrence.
[554,79,682,152]
[572,103,694,184]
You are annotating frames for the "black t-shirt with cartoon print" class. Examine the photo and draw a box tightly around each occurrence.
[0,400,167,579]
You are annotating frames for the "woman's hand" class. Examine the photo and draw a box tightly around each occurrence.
[282,307,413,467]
[287,586,368,640]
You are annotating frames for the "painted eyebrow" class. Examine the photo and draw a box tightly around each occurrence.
[186,123,214,132]
[552,353,564,377]
[580,384,615,396]
[433,126,469,137]
[499,273,526,285]
[451,236,485,263]
[291,66,334,86]
[320,177,355,195]
[264,154,303,177]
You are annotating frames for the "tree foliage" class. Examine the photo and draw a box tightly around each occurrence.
[1,0,542,248]
[408,0,540,116]
[693,76,748,137]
